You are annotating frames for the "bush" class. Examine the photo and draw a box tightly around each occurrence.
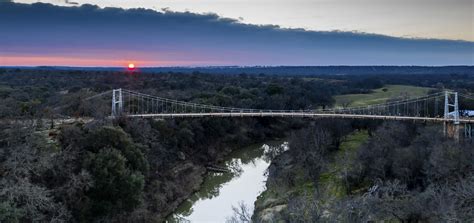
[85,126,149,173]
[84,147,145,218]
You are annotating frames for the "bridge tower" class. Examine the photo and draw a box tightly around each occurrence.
[444,91,460,139]
[112,88,123,117]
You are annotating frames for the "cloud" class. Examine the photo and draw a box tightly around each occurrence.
[64,0,79,5]
[0,2,472,66]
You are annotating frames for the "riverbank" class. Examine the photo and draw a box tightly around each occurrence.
[253,130,369,221]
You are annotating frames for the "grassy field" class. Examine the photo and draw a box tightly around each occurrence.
[335,85,434,107]
[318,130,369,199]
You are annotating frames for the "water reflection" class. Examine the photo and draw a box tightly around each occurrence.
[168,141,286,223]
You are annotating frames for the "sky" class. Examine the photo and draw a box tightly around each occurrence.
[14,0,474,41]
[1,0,473,66]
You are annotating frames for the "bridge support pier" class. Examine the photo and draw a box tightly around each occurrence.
[445,122,460,141]
[464,124,473,139]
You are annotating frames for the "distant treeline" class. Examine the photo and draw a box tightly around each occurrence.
[2,66,473,75]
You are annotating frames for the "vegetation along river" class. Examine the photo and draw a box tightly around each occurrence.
[168,141,288,222]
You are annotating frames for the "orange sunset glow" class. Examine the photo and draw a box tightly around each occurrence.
[0,55,225,67]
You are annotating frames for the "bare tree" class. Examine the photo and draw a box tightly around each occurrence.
[226,201,252,223]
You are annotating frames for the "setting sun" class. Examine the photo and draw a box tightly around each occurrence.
[128,63,135,69]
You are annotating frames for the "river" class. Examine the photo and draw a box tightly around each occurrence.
[167,141,288,223]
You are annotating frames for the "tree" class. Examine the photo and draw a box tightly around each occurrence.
[84,126,149,173]
[0,123,71,222]
[84,147,145,218]
[226,201,252,223]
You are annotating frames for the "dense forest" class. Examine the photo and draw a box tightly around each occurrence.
[253,121,473,222]
[0,68,473,222]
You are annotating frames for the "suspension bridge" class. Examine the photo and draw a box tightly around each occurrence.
[85,88,474,137]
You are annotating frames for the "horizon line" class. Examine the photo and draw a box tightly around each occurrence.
[1,65,473,69]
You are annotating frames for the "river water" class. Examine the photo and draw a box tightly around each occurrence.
[168,141,287,223]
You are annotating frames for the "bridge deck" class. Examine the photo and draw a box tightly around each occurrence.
[126,112,474,123]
